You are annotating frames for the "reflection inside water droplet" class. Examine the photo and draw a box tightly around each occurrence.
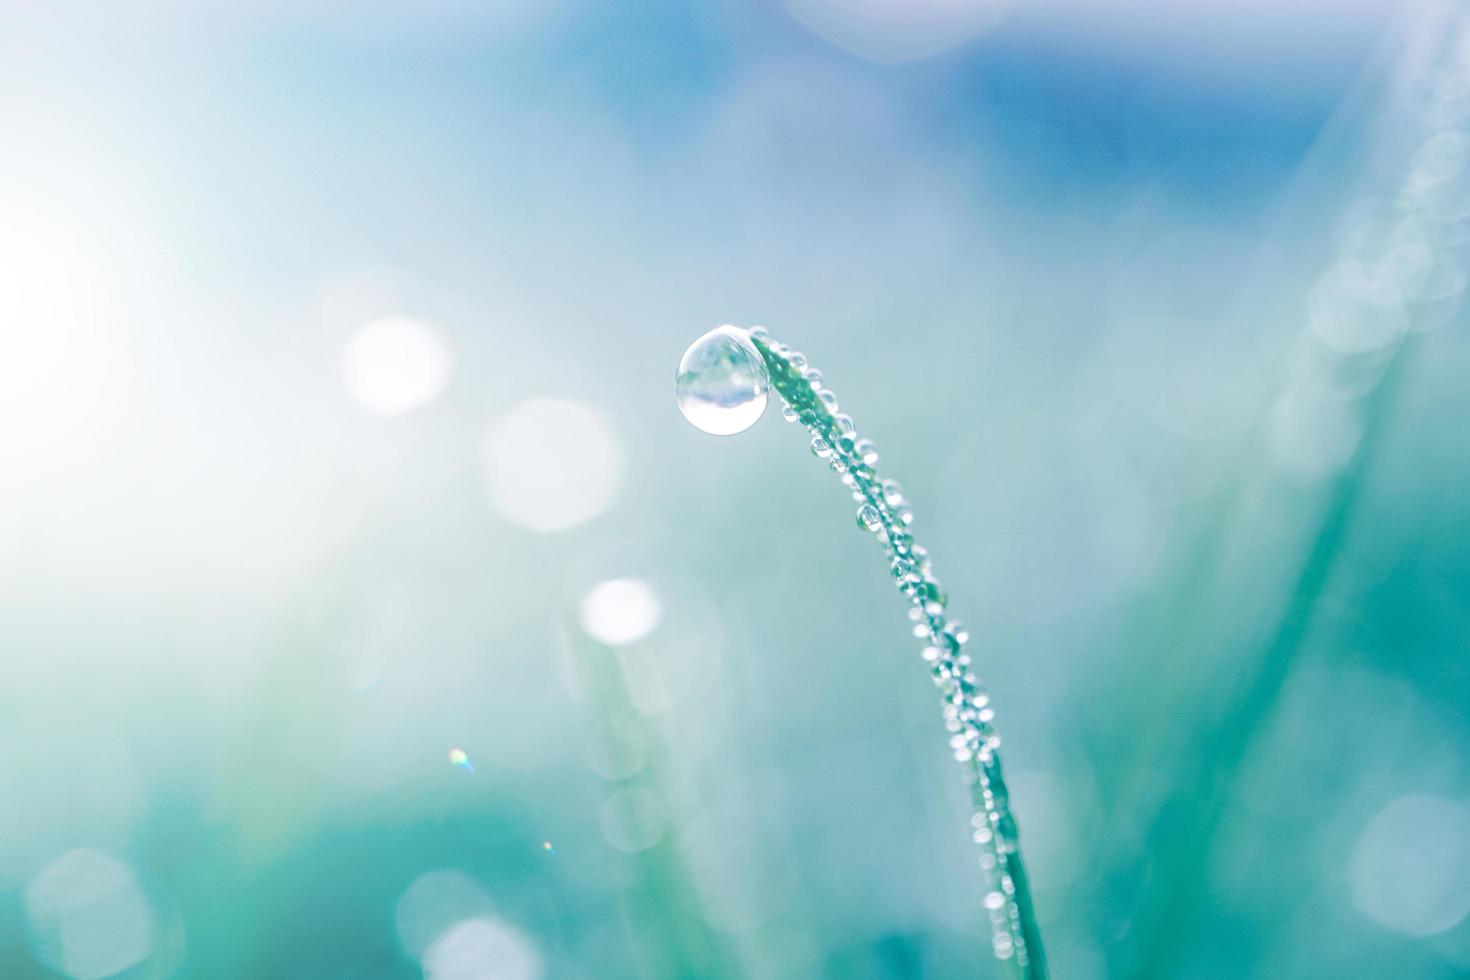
[675,326,770,435]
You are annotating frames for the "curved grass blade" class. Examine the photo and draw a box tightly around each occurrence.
[747,329,1049,979]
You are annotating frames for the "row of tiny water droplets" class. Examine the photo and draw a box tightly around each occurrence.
[746,327,1041,975]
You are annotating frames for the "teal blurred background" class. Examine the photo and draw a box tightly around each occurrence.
[3,1,1469,977]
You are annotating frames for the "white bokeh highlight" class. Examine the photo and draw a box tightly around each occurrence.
[24,849,157,980]
[578,578,663,647]
[1349,793,1470,937]
[786,0,1007,65]
[679,802,796,934]
[484,398,623,532]
[342,316,452,417]
[423,918,543,980]
[599,786,667,854]
[395,869,495,962]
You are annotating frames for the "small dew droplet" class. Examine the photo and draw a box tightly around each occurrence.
[857,504,882,531]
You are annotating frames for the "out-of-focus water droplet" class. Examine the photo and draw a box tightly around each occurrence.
[857,504,882,531]
[811,437,833,460]
[342,316,452,417]
[422,918,543,980]
[484,398,623,532]
[578,578,662,646]
[854,438,878,465]
[675,326,770,436]
[600,787,667,853]
[787,0,1006,67]
[817,389,838,410]
[396,870,497,965]
[881,479,904,506]
[24,849,157,980]
[1350,793,1470,936]
[781,404,799,423]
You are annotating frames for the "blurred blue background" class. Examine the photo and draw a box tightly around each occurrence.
[3,1,1469,977]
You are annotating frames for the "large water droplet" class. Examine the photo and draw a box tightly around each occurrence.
[675,326,770,436]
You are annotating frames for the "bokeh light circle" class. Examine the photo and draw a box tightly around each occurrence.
[786,0,1007,65]
[484,398,623,532]
[423,917,543,980]
[395,870,495,962]
[578,577,663,646]
[599,787,667,853]
[342,316,452,417]
[1349,793,1470,937]
[24,848,157,980]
